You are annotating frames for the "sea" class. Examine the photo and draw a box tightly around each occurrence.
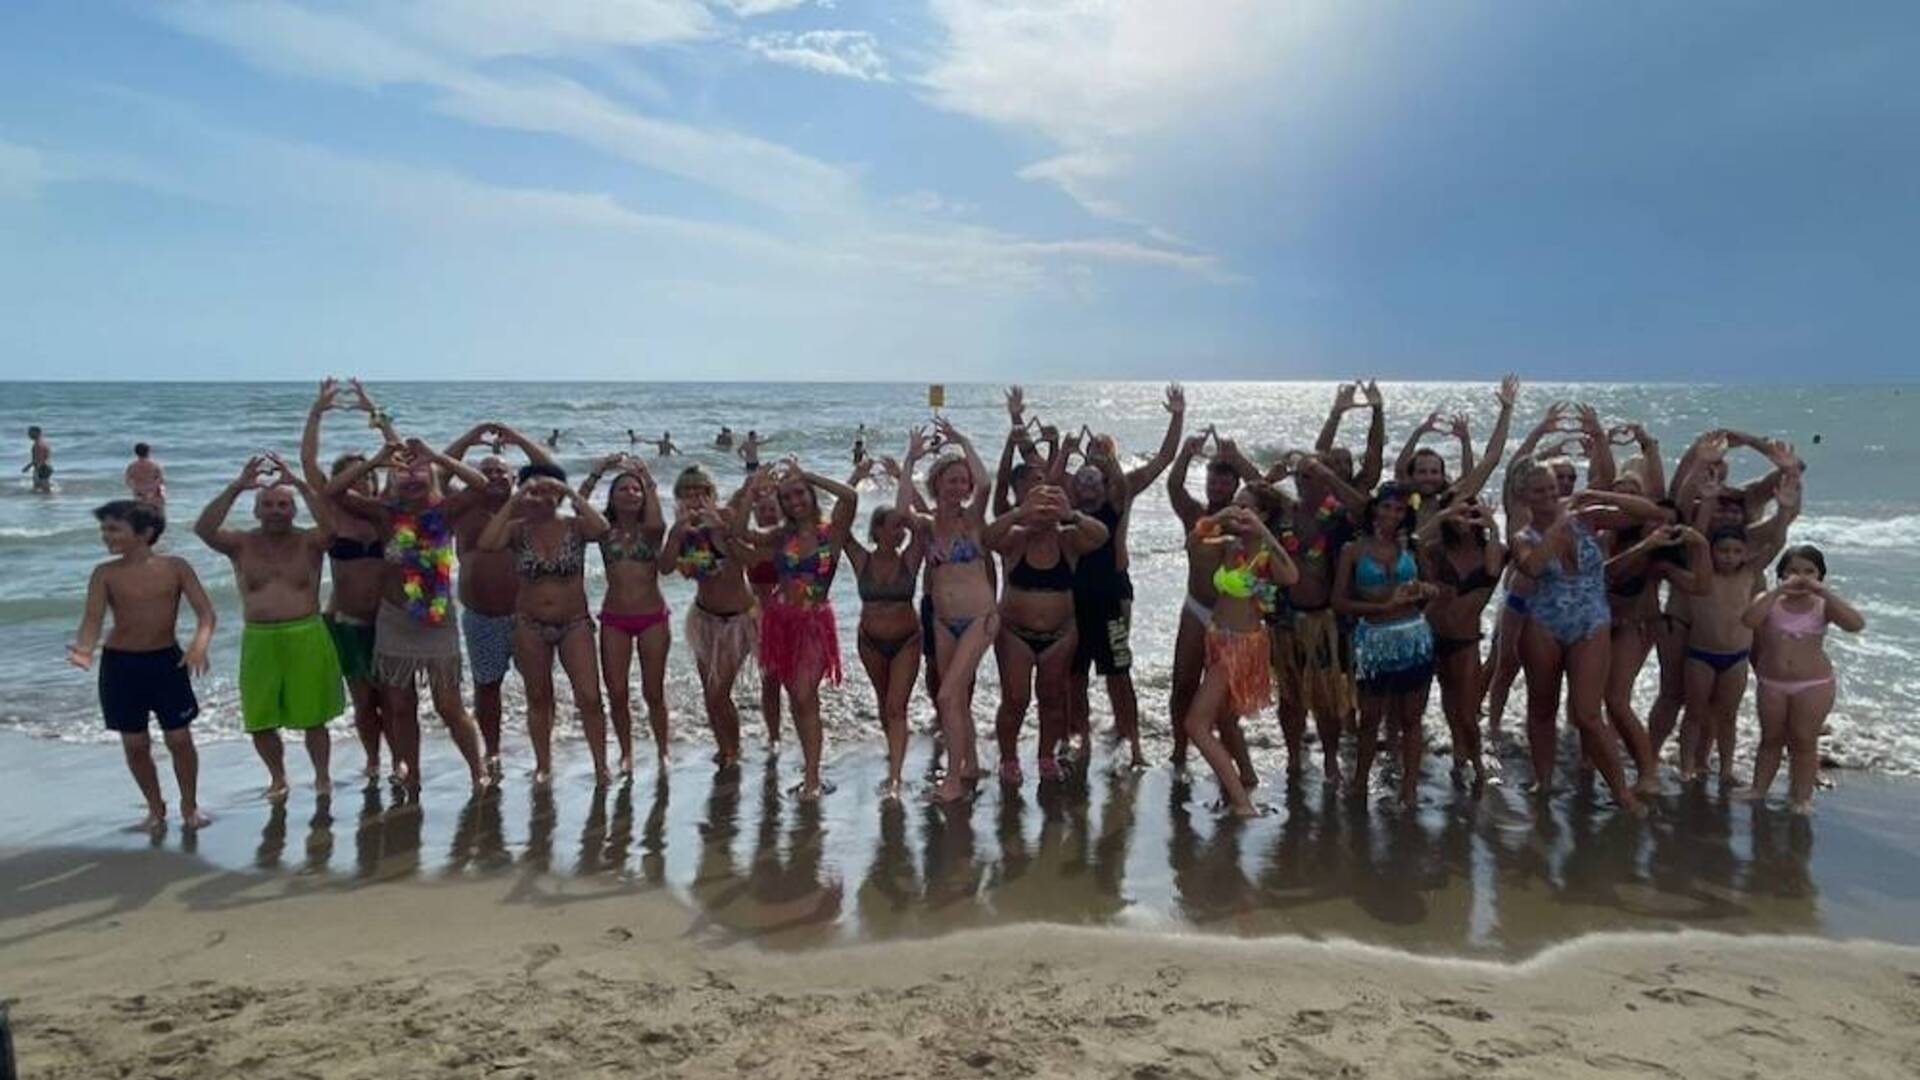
[4,381,1917,779]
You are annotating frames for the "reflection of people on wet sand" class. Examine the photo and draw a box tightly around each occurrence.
[688,758,842,944]
[1167,779,1259,926]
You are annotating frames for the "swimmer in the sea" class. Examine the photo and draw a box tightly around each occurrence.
[68,500,217,830]
[1736,544,1864,813]
[25,425,52,493]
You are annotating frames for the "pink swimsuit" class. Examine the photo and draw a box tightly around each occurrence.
[1755,597,1832,697]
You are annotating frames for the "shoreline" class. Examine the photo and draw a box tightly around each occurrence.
[6,840,1920,1078]
[7,729,1920,960]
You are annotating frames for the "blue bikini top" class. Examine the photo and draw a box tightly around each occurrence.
[1355,546,1416,591]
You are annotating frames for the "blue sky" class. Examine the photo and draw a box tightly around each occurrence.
[0,1,1914,381]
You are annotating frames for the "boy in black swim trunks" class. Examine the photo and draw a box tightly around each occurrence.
[67,500,218,830]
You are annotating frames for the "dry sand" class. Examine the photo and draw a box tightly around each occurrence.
[6,846,1919,1079]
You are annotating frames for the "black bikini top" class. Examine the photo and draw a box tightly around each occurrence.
[1434,549,1500,594]
[1008,550,1074,592]
[329,536,386,561]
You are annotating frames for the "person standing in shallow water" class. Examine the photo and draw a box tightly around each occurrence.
[582,455,672,775]
[194,453,344,802]
[301,379,398,781]
[69,500,217,830]
[735,461,861,798]
[326,436,493,795]
[24,426,53,493]
[478,463,612,786]
[1061,383,1185,770]
[443,417,558,775]
[124,443,166,508]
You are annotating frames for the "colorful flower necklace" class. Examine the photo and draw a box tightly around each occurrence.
[389,504,454,625]
[1279,494,1342,565]
[676,527,724,581]
[779,524,835,605]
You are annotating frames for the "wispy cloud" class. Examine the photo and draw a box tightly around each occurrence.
[157,0,858,214]
[747,30,890,82]
[0,138,50,200]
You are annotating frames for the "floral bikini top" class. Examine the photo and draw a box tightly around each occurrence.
[600,527,658,564]
[778,524,836,606]
[1213,547,1279,615]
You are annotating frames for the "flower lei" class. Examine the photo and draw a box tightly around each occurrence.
[1279,494,1343,565]
[676,527,723,581]
[390,504,454,625]
[780,525,834,605]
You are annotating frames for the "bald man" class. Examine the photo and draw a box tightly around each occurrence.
[443,422,556,770]
[194,452,344,801]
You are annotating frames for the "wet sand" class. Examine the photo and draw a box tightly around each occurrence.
[6,730,1920,1076]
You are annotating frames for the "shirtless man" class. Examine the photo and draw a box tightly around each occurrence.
[1268,450,1369,783]
[716,426,735,450]
[195,453,344,801]
[25,425,52,493]
[1063,383,1184,768]
[443,421,557,772]
[737,430,770,474]
[125,443,166,508]
[69,500,217,830]
[1167,430,1260,773]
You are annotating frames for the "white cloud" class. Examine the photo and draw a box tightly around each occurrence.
[921,1,1322,229]
[0,139,51,200]
[708,0,817,16]
[390,0,720,58]
[891,189,976,216]
[747,30,890,82]
[158,0,856,213]
[1016,149,1130,221]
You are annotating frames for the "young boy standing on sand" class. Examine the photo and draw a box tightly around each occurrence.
[68,500,217,830]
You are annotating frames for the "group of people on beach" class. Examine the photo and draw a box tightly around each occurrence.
[58,375,1862,831]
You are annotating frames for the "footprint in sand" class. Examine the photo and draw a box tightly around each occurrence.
[521,942,561,975]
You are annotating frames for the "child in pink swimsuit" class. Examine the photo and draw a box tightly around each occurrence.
[1736,544,1866,813]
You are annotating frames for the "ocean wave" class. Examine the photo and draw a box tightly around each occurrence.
[1791,514,1920,551]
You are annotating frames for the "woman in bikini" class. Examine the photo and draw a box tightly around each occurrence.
[1737,544,1865,812]
[735,461,859,799]
[1335,483,1439,807]
[1509,443,1664,815]
[300,378,394,781]
[1594,429,1690,794]
[581,454,670,776]
[1416,492,1504,790]
[899,419,996,804]
[666,465,759,766]
[326,435,491,794]
[984,460,1109,784]
[477,463,612,785]
[1181,500,1297,817]
[840,456,922,798]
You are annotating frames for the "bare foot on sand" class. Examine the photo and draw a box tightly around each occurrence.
[265,781,290,804]
[130,805,166,833]
[182,806,212,829]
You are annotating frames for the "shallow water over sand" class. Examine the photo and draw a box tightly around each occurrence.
[6,732,1918,960]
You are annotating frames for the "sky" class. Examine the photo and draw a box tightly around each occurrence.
[0,1,1914,381]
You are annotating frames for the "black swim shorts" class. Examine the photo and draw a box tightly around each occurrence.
[99,645,199,734]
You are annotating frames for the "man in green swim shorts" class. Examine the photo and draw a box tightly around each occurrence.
[195,453,345,801]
